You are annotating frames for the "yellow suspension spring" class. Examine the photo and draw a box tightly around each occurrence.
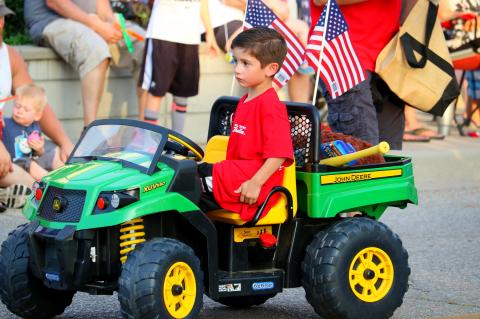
[119,218,146,264]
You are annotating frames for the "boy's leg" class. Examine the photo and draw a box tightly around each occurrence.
[35,141,64,170]
[197,163,220,212]
[0,164,35,187]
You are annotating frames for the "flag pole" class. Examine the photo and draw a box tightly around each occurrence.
[230,1,249,96]
[311,0,333,106]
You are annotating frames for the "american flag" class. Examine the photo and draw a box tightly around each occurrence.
[245,0,305,88]
[305,0,365,98]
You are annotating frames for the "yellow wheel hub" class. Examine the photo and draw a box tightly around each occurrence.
[349,247,394,303]
[163,261,197,318]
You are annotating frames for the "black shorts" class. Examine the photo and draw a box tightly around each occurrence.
[138,39,199,97]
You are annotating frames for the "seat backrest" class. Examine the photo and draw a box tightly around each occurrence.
[208,96,321,169]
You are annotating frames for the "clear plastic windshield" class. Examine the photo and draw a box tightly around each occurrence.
[71,124,164,168]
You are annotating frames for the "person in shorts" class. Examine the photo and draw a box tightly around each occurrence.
[2,84,64,181]
[23,0,146,128]
[139,0,220,134]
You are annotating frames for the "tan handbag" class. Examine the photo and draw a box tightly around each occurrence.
[375,0,459,116]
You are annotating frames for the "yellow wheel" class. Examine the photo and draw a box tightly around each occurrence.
[349,247,394,302]
[119,238,203,319]
[302,218,410,319]
[163,262,197,318]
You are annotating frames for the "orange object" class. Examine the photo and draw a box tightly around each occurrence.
[114,23,145,42]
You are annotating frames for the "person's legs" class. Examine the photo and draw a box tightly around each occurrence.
[0,164,34,209]
[43,19,111,127]
[404,105,444,139]
[171,96,189,133]
[326,73,379,145]
[81,59,109,126]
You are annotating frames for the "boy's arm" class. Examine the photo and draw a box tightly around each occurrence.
[200,0,221,56]
[235,157,286,205]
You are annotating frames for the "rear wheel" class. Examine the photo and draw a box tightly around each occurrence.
[302,218,410,319]
[118,238,204,319]
[216,294,276,308]
[0,223,75,319]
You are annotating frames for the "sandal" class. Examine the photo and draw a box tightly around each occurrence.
[0,184,32,209]
[403,133,430,142]
[404,127,445,140]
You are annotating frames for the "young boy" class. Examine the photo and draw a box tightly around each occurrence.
[139,0,220,133]
[2,84,64,181]
[199,27,294,222]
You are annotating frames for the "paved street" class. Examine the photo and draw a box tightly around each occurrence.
[0,135,479,319]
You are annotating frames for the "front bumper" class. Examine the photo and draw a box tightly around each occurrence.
[28,221,96,291]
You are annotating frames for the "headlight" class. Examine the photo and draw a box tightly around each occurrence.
[93,188,139,214]
[32,181,46,202]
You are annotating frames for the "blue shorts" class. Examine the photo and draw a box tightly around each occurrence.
[466,70,480,99]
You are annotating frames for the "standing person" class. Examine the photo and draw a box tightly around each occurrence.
[139,0,221,133]
[0,1,73,209]
[198,27,294,222]
[310,0,404,149]
[23,0,147,128]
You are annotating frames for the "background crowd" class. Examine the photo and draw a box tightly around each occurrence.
[0,0,478,210]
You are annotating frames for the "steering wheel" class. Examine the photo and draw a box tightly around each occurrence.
[165,130,204,161]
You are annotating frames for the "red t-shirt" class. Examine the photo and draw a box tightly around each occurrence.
[310,0,401,71]
[213,88,294,221]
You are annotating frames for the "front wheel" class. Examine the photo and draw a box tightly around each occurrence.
[302,218,410,319]
[0,223,75,319]
[118,238,204,319]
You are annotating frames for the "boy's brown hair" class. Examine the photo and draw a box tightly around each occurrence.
[16,84,47,114]
[231,27,287,69]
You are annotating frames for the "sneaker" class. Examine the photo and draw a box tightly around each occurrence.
[0,202,6,213]
[0,184,32,209]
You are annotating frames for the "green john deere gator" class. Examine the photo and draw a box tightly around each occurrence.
[0,97,417,319]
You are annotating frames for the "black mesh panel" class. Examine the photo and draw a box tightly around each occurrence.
[38,186,86,222]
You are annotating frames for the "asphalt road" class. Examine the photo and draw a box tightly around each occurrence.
[0,136,479,319]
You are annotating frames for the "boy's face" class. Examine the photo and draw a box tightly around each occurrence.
[13,96,42,127]
[233,48,279,88]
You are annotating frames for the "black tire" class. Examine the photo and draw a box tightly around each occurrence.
[0,223,75,319]
[302,218,410,319]
[216,294,276,309]
[118,237,204,319]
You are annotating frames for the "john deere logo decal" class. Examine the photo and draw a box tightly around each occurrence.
[52,196,66,213]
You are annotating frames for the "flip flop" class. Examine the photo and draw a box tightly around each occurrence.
[403,133,430,142]
[0,184,32,209]
[405,127,445,140]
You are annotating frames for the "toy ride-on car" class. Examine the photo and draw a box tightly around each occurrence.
[0,97,417,319]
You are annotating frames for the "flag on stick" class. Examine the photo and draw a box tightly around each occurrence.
[244,0,305,88]
[306,0,365,99]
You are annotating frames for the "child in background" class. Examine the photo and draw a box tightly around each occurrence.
[139,0,220,133]
[2,84,64,181]
[198,27,294,221]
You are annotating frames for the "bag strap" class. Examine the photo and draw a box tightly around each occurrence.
[400,0,438,68]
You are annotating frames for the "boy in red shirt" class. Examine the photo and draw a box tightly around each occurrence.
[198,27,294,222]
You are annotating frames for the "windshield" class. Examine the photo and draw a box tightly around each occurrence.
[71,124,164,169]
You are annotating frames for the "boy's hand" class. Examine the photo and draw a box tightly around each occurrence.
[235,178,262,205]
[28,137,45,156]
[205,31,222,57]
